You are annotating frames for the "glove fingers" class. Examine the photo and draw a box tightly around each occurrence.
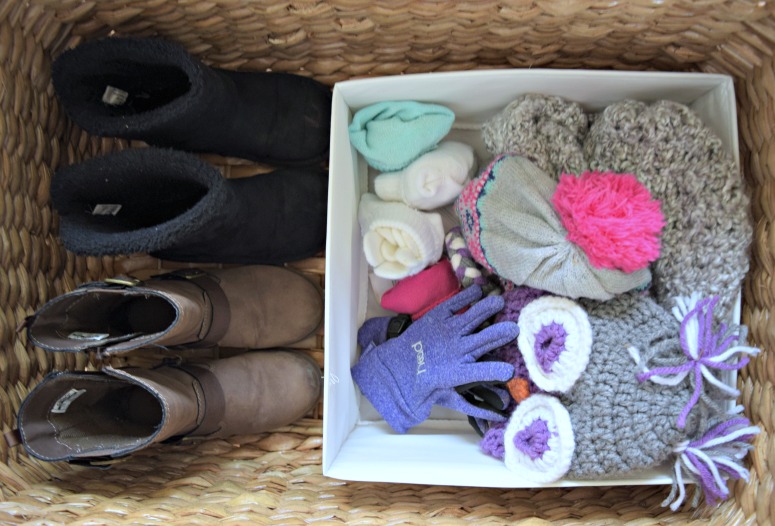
[453,294,506,334]
[434,284,482,316]
[443,361,515,388]
[458,383,511,413]
[435,390,510,422]
[462,321,520,359]
[357,316,392,349]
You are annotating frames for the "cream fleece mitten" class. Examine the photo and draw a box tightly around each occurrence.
[359,193,444,280]
[374,141,476,210]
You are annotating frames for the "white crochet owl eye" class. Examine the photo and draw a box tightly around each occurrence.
[503,394,574,484]
[517,295,592,393]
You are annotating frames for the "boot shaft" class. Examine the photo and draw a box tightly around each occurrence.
[26,266,322,356]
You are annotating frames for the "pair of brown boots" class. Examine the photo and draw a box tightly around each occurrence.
[17,266,322,465]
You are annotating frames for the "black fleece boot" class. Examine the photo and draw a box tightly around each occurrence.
[50,148,327,264]
[52,37,331,166]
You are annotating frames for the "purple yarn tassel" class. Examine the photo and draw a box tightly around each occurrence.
[664,417,759,510]
[633,293,760,429]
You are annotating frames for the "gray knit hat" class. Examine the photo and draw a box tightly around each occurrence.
[454,154,651,300]
[584,100,752,322]
[482,93,589,179]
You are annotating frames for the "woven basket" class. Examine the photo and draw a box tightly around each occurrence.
[1,1,773,524]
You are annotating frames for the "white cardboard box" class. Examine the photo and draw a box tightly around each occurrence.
[322,69,739,487]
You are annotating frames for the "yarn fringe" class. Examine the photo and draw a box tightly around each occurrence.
[631,293,759,428]
[662,416,759,511]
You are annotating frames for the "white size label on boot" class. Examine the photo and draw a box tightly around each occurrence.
[51,388,86,414]
[91,204,122,216]
[102,85,129,106]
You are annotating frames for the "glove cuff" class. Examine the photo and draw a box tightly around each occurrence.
[351,349,420,434]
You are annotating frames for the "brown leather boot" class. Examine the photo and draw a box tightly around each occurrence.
[17,350,321,463]
[24,266,322,357]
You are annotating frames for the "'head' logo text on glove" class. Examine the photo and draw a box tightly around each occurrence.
[413,341,427,375]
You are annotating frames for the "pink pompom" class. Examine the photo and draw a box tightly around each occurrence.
[552,171,665,273]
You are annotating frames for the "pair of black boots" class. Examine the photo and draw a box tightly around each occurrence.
[51,37,331,264]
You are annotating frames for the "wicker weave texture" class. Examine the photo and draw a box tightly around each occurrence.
[0,0,774,524]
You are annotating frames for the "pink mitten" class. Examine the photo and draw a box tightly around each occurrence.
[381,258,461,320]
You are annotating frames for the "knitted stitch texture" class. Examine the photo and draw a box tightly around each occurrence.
[584,100,751,322]
[495,286,547,325]
[482,93,589,179]
[517,295,593,394]
[563,292,698,480]
[454,155,651,300]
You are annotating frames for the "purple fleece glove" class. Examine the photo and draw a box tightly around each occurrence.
[351,285,518,433]
[358,316,392,349]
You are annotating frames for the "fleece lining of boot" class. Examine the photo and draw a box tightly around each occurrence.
[52,37,203,135]
[78,61,190,116]
[51,148,235,256]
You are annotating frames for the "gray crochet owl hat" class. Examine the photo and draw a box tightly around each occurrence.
[584,100,752,322]
[497,291,759,509]
[497,292,689,483]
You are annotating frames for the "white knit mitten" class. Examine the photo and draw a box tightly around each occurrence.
[358,193,444,280]
[374,141,476,210]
